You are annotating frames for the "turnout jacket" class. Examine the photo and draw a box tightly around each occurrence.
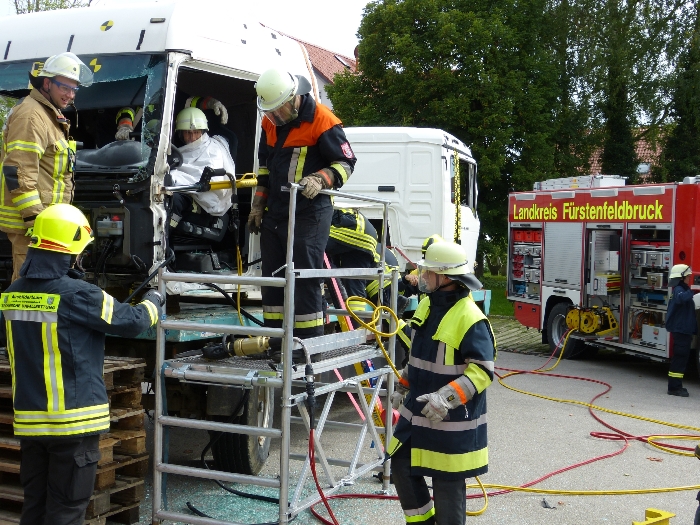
[0,250,159,438]
[0,89,74,232]
[388,288,496,480]
[257,94,356,221]
[327,208,379,261]
[665,281,697,335]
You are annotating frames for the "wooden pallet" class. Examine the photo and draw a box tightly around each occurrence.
[85,476,145,520]
[0,356,148,525]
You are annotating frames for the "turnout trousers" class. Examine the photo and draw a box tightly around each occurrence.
[392,439,467,525]
[260,207,333,338]
[668,332,692,390]
[19,435,100,525]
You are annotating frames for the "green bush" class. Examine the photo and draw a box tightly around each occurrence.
[481,274,507,290]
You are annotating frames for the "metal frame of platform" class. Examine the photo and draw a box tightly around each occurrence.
[152,185,400,525]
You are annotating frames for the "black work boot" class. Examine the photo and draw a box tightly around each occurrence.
[667,387,689,397]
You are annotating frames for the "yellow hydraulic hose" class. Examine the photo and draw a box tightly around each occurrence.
[490,328,700,500]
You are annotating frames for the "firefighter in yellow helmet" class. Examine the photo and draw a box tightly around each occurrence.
[0,204,163,525]
[0,53,93,281]
[388,242,494,525]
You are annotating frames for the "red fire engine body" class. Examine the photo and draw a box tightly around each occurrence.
[507,177,700,362]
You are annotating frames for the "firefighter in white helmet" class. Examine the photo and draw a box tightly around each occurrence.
[0,52,93,281]
[250,68,356,355]
[388,242,494,525]
[166,107,235,239]
[665,264,697,397]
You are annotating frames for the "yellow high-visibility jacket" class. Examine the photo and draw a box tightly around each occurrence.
[0,89,74,232]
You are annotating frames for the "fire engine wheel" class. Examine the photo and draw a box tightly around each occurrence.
[211,385,274,475]
[547,303,597,359]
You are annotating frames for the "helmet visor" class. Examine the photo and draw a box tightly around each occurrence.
[417,266,441,294]
[262,99,299,127]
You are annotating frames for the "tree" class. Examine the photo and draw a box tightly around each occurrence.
[13,0,91,14]
[593,0,693,180]
[663,1,700,181]
[328,0,564,249]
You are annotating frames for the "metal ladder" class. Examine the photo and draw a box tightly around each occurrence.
[152,186,401,525]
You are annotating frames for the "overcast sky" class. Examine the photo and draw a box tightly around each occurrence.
[0,0,370,57]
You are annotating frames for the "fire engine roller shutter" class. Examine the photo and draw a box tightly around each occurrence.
[543,222,583,287]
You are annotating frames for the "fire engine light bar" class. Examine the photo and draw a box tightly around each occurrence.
[591,189,618,197]
[633,186,665,196]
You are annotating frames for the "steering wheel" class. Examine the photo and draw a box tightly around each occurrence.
[168,145,183,169]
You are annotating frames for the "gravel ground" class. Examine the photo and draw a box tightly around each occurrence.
[134,343,700,525]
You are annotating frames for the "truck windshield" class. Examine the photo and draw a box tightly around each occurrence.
[0,53,167,163]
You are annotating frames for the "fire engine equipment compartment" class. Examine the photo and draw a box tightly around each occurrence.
[508,179,700,362]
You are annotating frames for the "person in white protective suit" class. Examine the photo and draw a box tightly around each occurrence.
[167,107,234,238]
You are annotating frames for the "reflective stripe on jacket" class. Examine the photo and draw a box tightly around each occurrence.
[0,89,73,232]
[328,208,379,261]
[388,290,496,480]
[257,94,356,221]
[0,272,158,437]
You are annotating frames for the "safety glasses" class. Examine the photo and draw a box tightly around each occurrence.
[51,78,79,95]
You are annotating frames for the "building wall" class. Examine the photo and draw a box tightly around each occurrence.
[315,74,333,109]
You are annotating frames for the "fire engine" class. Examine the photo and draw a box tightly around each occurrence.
[507,175,700,365]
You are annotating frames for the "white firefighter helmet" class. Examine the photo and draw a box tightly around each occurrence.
[255,68,311,112]
[175,107,208,132]
[417,242,482,292]
[669,264,692,279]
[37,52,93,87]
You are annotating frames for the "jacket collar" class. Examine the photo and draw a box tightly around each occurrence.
[29,88,70,128]
[19,248,72,279]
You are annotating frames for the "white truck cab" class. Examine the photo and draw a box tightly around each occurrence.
[339,127,480,272]
[0,0,314,290]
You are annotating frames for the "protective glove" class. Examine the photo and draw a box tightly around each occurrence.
[247,186,268,234]
[142,289,165,307]
[114,107,141,141]
[391,367,410,410]
[206,98,228,125]
[187,96,229,124]
[299,169,334,199]
[415,375,472,423]
[115,123,133,141]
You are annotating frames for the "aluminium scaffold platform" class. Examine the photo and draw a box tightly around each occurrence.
[152,186,401,525]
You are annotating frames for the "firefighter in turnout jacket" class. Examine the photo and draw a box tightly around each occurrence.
[249,68,356,347]
[665,264,697,397]
[388,242,495,525]
[0,52,93,282]
[325,208,379,320]
[0,204,163,525]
